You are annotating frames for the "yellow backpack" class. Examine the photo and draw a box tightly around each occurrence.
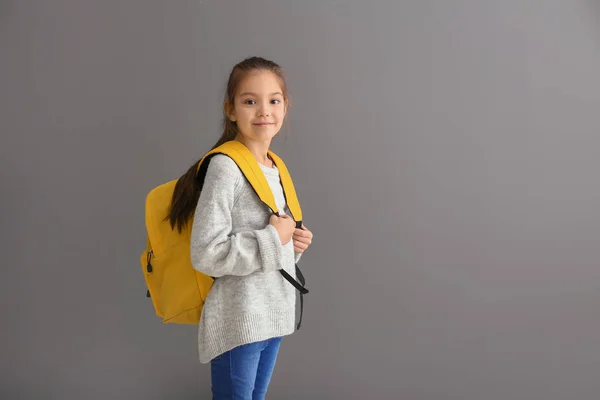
[140,140,308,326]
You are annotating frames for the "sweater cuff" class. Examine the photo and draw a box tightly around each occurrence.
[256,224,284,272]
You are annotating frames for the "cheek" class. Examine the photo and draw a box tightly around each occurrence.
[276,108,286,121]
[237,110,253,124]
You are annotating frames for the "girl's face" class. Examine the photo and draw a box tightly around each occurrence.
[228,69,287,144]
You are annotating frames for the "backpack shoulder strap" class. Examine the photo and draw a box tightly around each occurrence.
[197,140,279,215]
[197,141,303,224]
[268,150,303,225]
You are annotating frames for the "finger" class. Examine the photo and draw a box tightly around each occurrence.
[294,228,311,237]
[293,236,312,245]
[293,233,311,240]
[294,243,307,252]
[293,233,311,242]
[292,236,308,245]
[299,225,311,234]
[294,232,312,241]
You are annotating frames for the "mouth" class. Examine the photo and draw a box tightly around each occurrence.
[253,122,274,126]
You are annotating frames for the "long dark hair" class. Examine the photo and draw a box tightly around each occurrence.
[167,56,290,233]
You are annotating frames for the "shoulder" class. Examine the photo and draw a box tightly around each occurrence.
[207,154,241,174]
[203,153,243,186]
[209,153,237,170]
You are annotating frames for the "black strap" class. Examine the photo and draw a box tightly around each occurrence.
[296,263,306,330]
[279,269,308,294]
[277,219,309,330]
[279,267,307,330]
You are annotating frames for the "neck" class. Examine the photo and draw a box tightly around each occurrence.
[234,136,272,166]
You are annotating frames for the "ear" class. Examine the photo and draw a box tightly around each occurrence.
[224,101,236,122]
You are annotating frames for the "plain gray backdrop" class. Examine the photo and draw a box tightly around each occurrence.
[2,0,600,399]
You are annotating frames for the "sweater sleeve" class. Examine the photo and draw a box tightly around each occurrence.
[190,155,284,277]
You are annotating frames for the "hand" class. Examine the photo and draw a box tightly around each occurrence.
[293,224,313,254]
[269,214,296,245]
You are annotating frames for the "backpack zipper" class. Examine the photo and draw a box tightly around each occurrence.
[146,250,153,273]
[146,250,154,298]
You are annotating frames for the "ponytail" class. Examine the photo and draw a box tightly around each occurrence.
[166,160,201,233]
[166,111,238,233]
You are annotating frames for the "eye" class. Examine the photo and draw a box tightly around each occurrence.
[271,99,280,104]
[244,99,256,105]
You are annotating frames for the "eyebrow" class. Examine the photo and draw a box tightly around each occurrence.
[238,92,283,97]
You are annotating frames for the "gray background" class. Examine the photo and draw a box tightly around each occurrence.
[2,0,600,399]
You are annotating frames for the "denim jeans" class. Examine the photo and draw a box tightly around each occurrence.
[210,337,283,400]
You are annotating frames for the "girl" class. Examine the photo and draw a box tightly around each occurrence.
[169,56,313,399]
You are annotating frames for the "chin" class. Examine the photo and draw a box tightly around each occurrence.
[251,130,278,141]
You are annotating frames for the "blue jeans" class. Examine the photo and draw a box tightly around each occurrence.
[210,337,283,400]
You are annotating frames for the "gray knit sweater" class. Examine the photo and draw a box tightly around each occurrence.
[190,154,301,364]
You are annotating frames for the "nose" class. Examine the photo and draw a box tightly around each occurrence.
[258,102,270,117]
